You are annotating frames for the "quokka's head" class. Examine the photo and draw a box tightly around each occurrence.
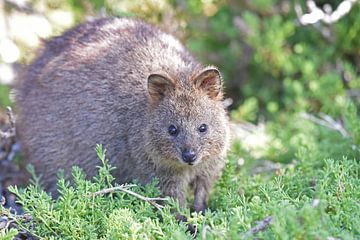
[145,67,230,168]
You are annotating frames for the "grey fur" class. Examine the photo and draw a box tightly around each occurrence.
[16,17,230,211]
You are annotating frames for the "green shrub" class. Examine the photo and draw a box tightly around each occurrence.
[1,1,359,239]
[2,102,360,239]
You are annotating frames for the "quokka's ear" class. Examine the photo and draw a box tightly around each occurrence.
[147,73,175,103]
[194,67,223,100]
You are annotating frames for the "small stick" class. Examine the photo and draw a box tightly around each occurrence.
[296,0,357,25]
[300,112,349,137]
[201,225,211,240]
[250,216,272,234]
[0,211,37,238]
[6,107,15,130]
[91,185,168,210]
[0,107,16,139]
[241,216,273,239]
[0,195,5,206]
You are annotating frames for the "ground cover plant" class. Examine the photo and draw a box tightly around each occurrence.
[0,0,360,239]
[1,103,359,239]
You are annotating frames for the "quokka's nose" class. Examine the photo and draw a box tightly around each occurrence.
[182,149,197,164]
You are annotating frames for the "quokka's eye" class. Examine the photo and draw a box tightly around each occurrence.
[168,125,179,136]
[198,124,208,133]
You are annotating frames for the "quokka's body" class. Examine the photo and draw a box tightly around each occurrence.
[16,17,230,212]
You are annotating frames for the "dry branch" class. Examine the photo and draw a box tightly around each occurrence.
[0,209,36,238]
[0,107,16,140]
[250,216,273,234]
[241,216,273,239]
[91,184,168,210]
[300,112,349,137]
[201,225,210,240]
[295,0,357,26]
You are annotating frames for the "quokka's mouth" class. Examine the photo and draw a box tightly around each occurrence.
[177,158,197,166]
[175,153,200,166]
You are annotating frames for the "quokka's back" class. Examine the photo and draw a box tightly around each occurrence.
[16,17,230,212]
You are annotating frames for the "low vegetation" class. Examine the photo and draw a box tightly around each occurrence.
[1,103,359,239]
[1,1,359,239]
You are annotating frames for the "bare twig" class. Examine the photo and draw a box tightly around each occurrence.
[241,216,273,239]
[0,210,35,236]
[201,225,210,240]
[251,216,273,234]
[295,0,357,26]
[3,218,15,232]
[0,106,20,164]
[1,195,5,206]
[300,112,349,137]
[4,0,36,13]
[251,160,282,175]
[0,107,16,139]
[6,107,15,130]
[90,184,136,196]
[91,184,168,210]
[327,237,341,240]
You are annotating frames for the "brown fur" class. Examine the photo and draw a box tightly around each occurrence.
[16,17,230,212]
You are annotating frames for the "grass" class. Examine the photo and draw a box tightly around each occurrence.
[1,104,360,239]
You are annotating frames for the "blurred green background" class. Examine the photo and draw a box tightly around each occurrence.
[0,0,359,121]
[1,0,359,167]
[1,1,360,239]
